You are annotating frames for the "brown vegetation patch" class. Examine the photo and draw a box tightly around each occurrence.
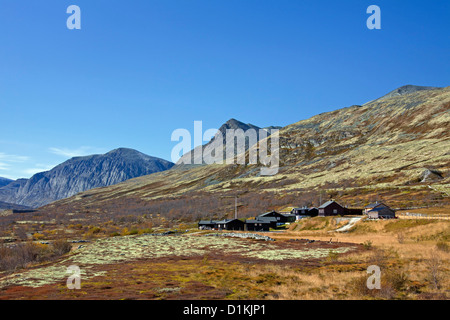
[0,236,363,300]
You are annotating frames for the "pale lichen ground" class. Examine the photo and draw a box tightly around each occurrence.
[0,234,356,289]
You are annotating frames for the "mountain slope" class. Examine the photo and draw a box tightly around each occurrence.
[176,118,278,165]
[364,85,441,105]
[0,148,174,208]
[264,86,449,187]
[0,200,32,211]
[0,177,13,188]
[39,85,450,218]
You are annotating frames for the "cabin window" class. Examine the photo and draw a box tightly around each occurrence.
[333,209,338,214]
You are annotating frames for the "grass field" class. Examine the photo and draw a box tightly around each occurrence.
[0,214,448,300]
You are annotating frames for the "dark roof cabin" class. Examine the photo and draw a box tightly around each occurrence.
[367,206,396,219]
[291,207,318,217]
[364,202,389,215]
[291,208,305,215]
[215,219,245,231]
[254,216,278,229]
[258,210,289,223]
[198,220,217,230]
[344,208,364,215]
[281,214,297,223]
[245,219,271,231]
[318,200,345,217]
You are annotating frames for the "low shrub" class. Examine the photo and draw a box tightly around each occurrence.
[385,269,409,292]
[426,251,443,290]
[351,267,408,299]
[128,229,139,235]
[0,242,50,272]
[89,226,101,234]
[139,228,153,234]
[0,240,73,273]
[363,240,373,250]
[397,232,405,244]
[435,241,449,253]
[32,233,45,240]
[327,250,339,262]
[51,239,72,256]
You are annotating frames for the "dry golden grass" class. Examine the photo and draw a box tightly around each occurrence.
[266,216,450,299]
[250,265,364,300]
[2,217,448,300]
[397,205,450,216]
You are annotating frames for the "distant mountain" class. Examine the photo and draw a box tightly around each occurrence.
[364,85,442,105]
[0,179,28,201]
[0,148,174,208]
[0,177,13,188]
[40,85,450,218]
[177,118,279,165]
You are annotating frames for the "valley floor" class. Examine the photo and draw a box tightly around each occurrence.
[0,215,448,300]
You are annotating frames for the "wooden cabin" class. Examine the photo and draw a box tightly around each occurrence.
[367,206,396,219]
[258,210,289,223]
[308,208,319,217]
[291,207,318,218]
[364,202,389,215]
[215,219,245,231]
[245,219,271,231]
[255,216,278,228]
[344,208,364,215]
[281,213,297,223]
[198,220,217,230]
[318,200,345,217]
[291,207,306,215]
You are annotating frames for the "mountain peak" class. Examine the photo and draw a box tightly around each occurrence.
[176,118,274,165]
[106,148,143,157]
[220,118,261,132]
[365,84,442,105]
[387,85,441,96]
[224,118,248,125]
[108,147,136,153]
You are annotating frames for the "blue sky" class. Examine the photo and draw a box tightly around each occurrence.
[0,0,449,179]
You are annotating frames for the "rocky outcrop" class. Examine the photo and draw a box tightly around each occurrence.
[420,168,444,182]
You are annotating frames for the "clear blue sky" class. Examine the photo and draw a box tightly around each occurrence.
[0,0,449,179]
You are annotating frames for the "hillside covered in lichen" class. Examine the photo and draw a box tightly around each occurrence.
[35,86,450,222]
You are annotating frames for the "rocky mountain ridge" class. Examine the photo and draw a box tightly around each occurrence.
[38,85,450,218]
[0,148,174,208]
[176,118,279,165]
[0,177,12,188]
